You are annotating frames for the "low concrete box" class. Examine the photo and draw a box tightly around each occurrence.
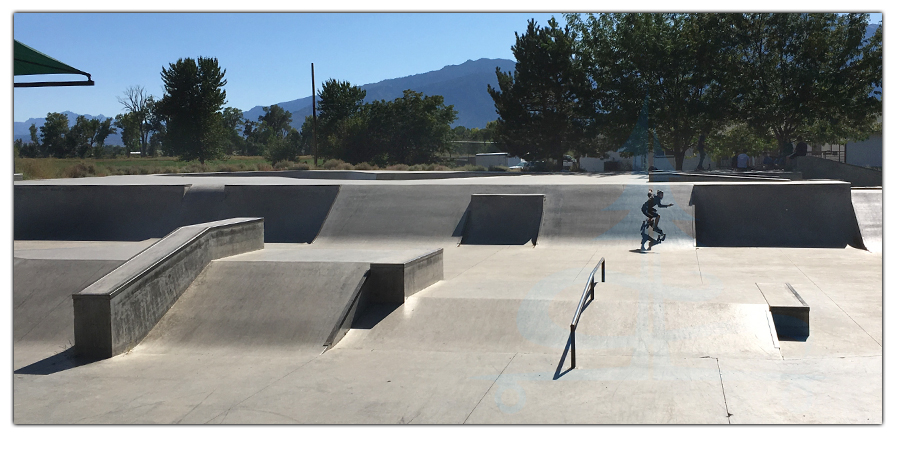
[73,218,264,358]
[758,282,810,340]
[368,249,443,304]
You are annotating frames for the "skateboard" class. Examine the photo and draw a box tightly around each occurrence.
[640,220,666,251]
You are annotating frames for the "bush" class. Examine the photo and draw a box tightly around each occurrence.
[386,164,410,171]
[488,165,509,172]
[63,162,100,178]
[461,165,487,171]
[353,162,378,170]
[323,159,353,170]
[256,163,274,171]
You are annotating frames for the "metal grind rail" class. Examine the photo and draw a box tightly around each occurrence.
[569,258,605,370]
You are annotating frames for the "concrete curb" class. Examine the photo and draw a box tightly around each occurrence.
[72,217,264,358]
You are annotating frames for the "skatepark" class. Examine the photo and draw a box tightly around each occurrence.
[12,169,882,424]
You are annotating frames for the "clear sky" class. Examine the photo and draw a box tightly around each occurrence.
[12,11,559,122]
[9,6,885,123]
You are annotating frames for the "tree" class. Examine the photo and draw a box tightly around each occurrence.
[117,86,155,157]
[316,79,367,159]
[727,13,882,150]
[566,13,733,170]
[156,56,229,164]
[488,18,594,170]
[115,112,142,155]
[66,115,94,158]
[221,106,245,155]
[40,112,70,158]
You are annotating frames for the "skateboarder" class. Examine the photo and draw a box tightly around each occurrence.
[641,189,673,238]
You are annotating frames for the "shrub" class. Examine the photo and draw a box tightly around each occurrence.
[488,165,509,172]
[322,159,346,170]
[432,165,451,171]
[353,162,377,170]
[63,162,98,178]
[462,165,487,171]
[256,163,274,171]
[386,164,410,171]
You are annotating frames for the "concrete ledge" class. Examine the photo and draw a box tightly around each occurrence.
[14,173,24,181]
[72,217,264,358]
[367,249,444,304]
[649,171,798,183]
[758,282,810,340]
[794,156,882,187]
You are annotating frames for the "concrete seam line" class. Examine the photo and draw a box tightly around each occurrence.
[715,357,732,424]
[788,255,881,348]
[463,353,517,424]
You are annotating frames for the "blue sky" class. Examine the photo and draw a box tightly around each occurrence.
[12,12,559,122]
[10,9,884,123]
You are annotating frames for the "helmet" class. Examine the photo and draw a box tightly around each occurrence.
[656,190,664,197]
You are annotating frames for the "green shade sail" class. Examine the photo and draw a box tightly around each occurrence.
[14,40,94,87]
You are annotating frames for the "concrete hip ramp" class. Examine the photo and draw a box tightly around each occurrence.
[134,260,369,354]
[850,188,882,253]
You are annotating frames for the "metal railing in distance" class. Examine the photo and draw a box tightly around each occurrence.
[569,258,605,370]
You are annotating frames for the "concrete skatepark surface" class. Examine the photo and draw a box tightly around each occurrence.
[11,172,883,424]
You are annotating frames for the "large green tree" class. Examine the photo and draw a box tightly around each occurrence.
[566,13,734,170]
[117,86,155,156]
[316,79,368,160]
[156,56,229,164]
[39,112,70,158]
[488,18,594,170]
[115,112,142,155]
[728,13,882,149]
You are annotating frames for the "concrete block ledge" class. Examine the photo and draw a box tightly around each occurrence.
[757,282,810,340]
[367,248,443,304]
[72,217,264,358]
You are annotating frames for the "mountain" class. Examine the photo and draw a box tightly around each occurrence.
[243,58,516,130]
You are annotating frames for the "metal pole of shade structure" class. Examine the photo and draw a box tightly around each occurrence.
[311,62,318,168]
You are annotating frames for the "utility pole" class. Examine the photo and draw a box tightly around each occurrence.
[311,63,318,168]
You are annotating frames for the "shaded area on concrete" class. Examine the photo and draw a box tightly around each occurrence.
[181,185,339,243]
[794,155,882,187]
[15,184,187,241]
[850,188,882,253]
[461,194,543,245]
[691,181,864,248]
[14,184,339,243]
[14,348,100,376]
[13,258,125,361]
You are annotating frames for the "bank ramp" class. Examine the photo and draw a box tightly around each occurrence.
[134,260,370,354]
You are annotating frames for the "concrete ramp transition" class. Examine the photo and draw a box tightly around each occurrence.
[136,260,371,353]
[850,188,882,253]
[461,194,543,245]
[691,181,864,248]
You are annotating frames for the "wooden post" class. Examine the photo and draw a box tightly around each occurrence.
[311,63,318,168]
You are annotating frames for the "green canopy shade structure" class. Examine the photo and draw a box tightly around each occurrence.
[14,40,94,87]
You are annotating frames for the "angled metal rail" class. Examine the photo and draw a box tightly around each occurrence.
[569,258,605,370]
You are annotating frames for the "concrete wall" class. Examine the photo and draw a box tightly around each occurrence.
[72,218,264,358]
[794,156,882,187]
[461,194,544,245]
[846,134,882,168]
[14,184,339,243]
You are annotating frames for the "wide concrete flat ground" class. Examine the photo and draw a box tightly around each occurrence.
[12,241,882,424]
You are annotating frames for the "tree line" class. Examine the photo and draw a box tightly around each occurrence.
[16,58,462,167]
[490,13,882,170]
